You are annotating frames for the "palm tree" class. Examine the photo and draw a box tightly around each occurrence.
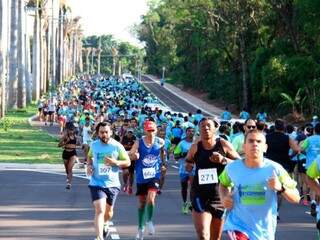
[0,0,9,117]
[32,0,41,101]
[17,0,26,108]
[279,88,306,120]
[8,0,18,109]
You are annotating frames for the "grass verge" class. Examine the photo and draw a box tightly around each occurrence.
[0,104,61,164]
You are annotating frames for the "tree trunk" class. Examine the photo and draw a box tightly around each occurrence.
[0,0,8,117]
[7,0,18,109]
[17,0,26,108]
[32,0,41,101]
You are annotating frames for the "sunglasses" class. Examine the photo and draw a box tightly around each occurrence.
[246,125,256,129]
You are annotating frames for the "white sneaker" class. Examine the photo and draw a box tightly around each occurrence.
[135,228,144,240]
[146,221,155,235]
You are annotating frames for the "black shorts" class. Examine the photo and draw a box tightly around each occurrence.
[89,186,120,206]
[136,178,160,196]
[297,159,306,173]
[191,195,225,219]
[287,161,297,173]
[62,150,77,160]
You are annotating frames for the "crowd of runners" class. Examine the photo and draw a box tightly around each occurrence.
[36,74,320,240]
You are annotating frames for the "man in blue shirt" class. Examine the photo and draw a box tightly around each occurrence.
[129,120,166,240]
[219,130,300,240]
[87,122,130,240]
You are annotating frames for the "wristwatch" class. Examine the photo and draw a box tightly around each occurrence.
[221,157,227,165]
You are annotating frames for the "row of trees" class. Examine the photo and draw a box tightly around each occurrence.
[135,0,320,118]
[0,0,83,118]
[82,35,145,77]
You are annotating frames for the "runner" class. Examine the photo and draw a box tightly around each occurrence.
[306,154,320,232]
[232,119,256,156]
[86,122,130,240]
[129,120,166,240]
[219,130,300,240]
[265,119,300,219]
[174,126,195,214]
[58,123,79,189]
[301,123,320,217]
[121,128,137,195]
[185,117,240,240]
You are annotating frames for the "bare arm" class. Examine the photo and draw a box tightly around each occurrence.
[185,143,197,172]
[306,176,320,196]
[221,138,241,162]
[289,138,301,154]
[128,140,140,161]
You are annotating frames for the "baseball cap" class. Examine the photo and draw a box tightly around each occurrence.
[144,120,157,131]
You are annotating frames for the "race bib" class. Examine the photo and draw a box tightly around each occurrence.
[98,164,112,176]
[143,167,156,179]
[198,168,218,185]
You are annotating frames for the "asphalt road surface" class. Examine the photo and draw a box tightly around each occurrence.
[0,77,318,239]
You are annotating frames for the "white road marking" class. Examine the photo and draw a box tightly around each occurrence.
[111,234,120,239]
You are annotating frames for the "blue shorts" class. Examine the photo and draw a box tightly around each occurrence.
[89,186,120,206]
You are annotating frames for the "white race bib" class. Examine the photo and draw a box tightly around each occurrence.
[143,167,156,179]
[198,168,218,185]
[98,164,112,176]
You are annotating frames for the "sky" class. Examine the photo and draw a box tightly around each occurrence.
[67,0,149,46]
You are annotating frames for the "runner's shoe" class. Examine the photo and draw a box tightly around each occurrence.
[182,203,188,214]
[311,202,317,217]
[146,221,155,235]
[187,201,193,212]
[127,186,133,195]
[103,222,110,238]
[135,228,144,240]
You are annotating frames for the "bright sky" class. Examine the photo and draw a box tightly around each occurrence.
[68,0,149,46]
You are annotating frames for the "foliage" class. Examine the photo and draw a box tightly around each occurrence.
[82,35,145,75]
[0,105,61,164]
[0,117,14,131]
[135,0,320,117]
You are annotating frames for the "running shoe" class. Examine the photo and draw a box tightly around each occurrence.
[127,186,133,195]
[66,183,71,190]
[187,201,193,212]
[301,199,309,206]
[103,222,110,238]
[182,203,188,214]
[146,221,155,235]
[135,228,144,240]
[311,202,317,217]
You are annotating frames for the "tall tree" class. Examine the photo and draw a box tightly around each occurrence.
[7,0,18,109]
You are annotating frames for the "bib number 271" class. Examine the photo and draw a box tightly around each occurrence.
[198,168,218,185]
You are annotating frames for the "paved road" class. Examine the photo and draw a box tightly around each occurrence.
[0,78,318,239]
[141,76,202,114]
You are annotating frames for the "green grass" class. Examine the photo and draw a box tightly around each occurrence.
[0,105,61,164]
